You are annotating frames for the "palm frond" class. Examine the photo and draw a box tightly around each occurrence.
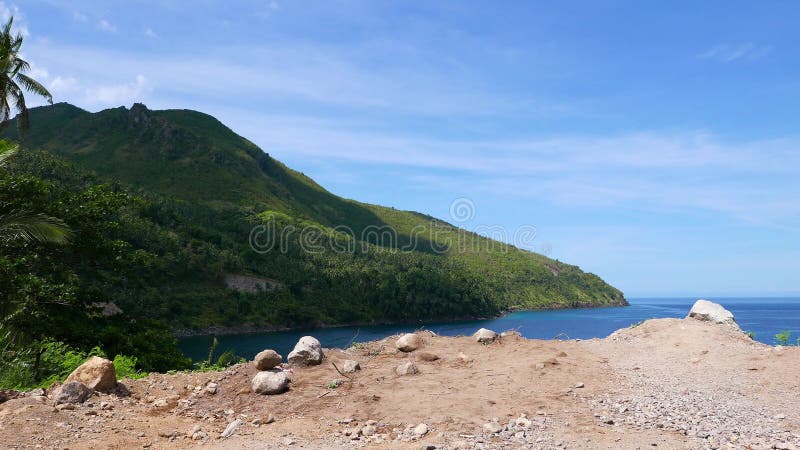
[0,139,17,166]
[0,16,52,135]
[15,73,51,103]
[0,211,73,245]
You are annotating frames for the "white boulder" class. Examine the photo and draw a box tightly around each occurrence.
[287,336,324,367]
[251,371,290,395]
[474,328,498,344]
[687,299,736,325]
[395,333,422,352]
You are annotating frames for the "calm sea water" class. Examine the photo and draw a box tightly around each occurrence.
[178,297,800,362]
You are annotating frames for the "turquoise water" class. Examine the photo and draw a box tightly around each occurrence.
[178,297,800,361]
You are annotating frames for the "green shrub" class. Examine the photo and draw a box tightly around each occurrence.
[113,354,148,380]
[775,330,792,346]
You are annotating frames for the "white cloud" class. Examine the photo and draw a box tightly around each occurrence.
[44,74,150,107]
[28,64,49,80]
[0,2,28,36]
[25,42,570,118]
[72,11,88,23]
[144,27,158,39]
[228,112,800,227]
[49,75,79,93]
[98,19,116,33]
[698,43,771,63]
[85,74,149,105]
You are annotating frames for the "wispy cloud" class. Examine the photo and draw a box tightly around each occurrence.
[25,42,573,119]
[0,2,28,36]
[229,112,800,227]
[697,43,771,63]
[45,73,151,107]
[72,11,87,23]
[98,19,116,33]
[144,27,158,39]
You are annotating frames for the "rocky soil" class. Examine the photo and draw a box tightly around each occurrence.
[2,302,799,449]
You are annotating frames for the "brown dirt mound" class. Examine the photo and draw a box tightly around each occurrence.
[1,318,799,449]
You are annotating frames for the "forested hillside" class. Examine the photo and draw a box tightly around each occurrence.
[0,103,625,378]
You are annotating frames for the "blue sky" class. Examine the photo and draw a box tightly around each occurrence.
[8,1,800,297]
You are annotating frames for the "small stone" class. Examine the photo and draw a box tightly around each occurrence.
[574,382,585,388]
[457,352,472,363]
[361,424,377,436]
[396,333,422,352]
[413,423,429,436]
[192,431,207,441]
[55,403,75,411]
[395,361,419,376]
[158,430,175,438]
[774,414,787,420]
[342,360,361,373]
[535,363,545,370]
[205,382,218,394]
[515,416,532,428]
[483,421,503,434]
[220,419,243,438]
[416,352,439,362]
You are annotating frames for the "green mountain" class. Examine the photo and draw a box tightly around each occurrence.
[2,103,625,337]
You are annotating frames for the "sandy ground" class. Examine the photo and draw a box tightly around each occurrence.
[2,317,799,449]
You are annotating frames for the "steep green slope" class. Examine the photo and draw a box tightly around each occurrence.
[3,103,626,323]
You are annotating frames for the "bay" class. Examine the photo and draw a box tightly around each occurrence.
[178,297,800,361]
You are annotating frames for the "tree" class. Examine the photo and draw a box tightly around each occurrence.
[0,141,71,244]
[0,16,52,135]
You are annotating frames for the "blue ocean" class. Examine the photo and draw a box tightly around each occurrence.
[178,297,800,361]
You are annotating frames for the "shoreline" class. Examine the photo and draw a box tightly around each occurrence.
[7,306,800,450]
[172,298,629,338]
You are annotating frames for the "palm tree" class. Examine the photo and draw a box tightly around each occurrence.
[0,16,67,245]
[0,141,71,244]
[0,16,53,135]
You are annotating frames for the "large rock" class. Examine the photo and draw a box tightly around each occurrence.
[254,349,282,370]
[53,382,92,404]
[287,336,324,367]
[688,299,736,325]
[395,333,422,352]
[65,356,116,392]
[474,328,498,344]
[251,371,290,395]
